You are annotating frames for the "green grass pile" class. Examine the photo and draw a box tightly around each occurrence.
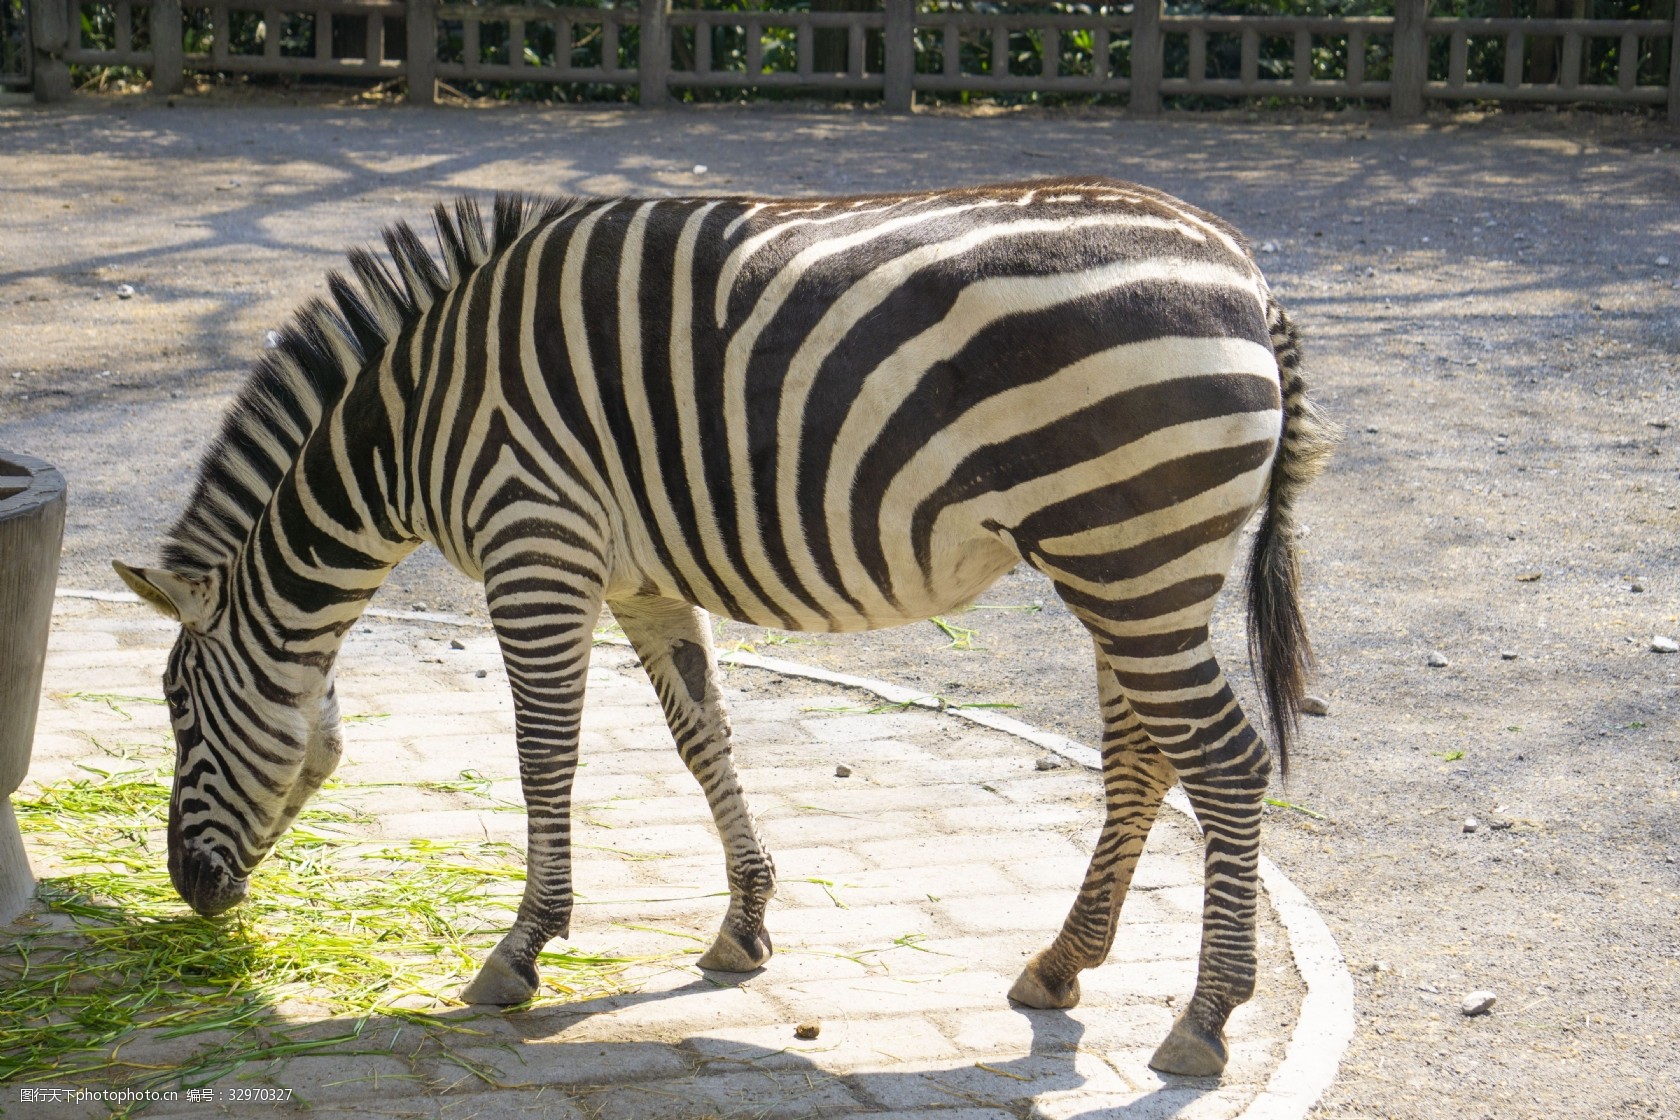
[2,759,641,1094]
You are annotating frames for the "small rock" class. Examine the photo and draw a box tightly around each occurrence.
[1590,300,1603,310]
[1515,571,1542,582]
[449,638,466,650]
[115,284,135,299]
[1258,241,1279,254]
[1463,817,1480,834]
[794,1021,821,1040]
[1034,754,1064,771]
[1300,694,1330,717]
[411,602,429,612]
[1658,256,1671,267]
[1490,819,1513,831]
[1427,651,1449,668]
[474,669,488,679]
[1652,636,1678,654]
[834,763,852,778]
[1630,582,1645,593]
[1461,990,1497,1016]
[1499,650,1518,660]
[1369,960,1390,974]
[263,329,282,349]
[1649,419,1672,430]
[692,164,708,175]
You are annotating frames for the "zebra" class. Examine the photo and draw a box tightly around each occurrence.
[115,179,1333,1078]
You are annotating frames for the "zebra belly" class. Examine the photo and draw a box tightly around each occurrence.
[617,531,1021,635]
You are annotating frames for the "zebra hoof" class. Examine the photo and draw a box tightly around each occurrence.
[460,953,539,1006]
[697,925,772,972]
[1149,1012,1228,1077]
[1007,957,1081,1009]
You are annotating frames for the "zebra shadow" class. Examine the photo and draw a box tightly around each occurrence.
[421,970,1227,1119]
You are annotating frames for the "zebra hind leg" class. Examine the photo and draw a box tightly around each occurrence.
[1009,637,1176,1010]
[1097,630,1272,1078]
[611,595,776,973]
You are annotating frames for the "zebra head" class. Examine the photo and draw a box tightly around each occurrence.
[113,560,344,917]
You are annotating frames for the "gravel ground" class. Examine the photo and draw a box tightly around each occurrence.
[2,92,1677,1119]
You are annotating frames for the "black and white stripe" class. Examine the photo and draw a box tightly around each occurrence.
[118,178,1333,1077]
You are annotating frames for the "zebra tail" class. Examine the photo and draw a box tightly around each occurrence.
[1246,298,1338,779]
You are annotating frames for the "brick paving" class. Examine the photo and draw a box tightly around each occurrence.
[9,596,1325,1120]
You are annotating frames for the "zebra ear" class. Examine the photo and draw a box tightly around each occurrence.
[112,561,215,629]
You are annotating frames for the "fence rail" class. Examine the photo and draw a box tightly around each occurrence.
[433,2,640,86]
[23,0,1680,119]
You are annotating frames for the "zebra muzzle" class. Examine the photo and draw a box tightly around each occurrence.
[170,844,250,917]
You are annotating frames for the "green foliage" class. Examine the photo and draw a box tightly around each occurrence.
[1,0,29,80]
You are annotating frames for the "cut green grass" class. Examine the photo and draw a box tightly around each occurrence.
[801,696,1019,716]
[54,691,167,720]
[340,712,390,725]
[4,761,649,1100]
[929,616,983,650]
[786,876,852,909]
[325,768,523,810]
[1264,797,1328,821]
[723,630,811,655]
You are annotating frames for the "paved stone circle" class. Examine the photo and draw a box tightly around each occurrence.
[14,595,1323,1119]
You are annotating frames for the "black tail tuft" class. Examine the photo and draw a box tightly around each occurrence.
[1246,298,1337,779]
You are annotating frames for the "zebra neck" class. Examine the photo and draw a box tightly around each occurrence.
[228,398,420,675]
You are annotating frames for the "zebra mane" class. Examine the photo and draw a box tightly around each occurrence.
[161,192,572,578]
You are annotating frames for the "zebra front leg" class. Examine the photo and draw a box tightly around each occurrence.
[461,568,604,1006]
[1010,639,1176,1009]
[611,594,776,973]
[1106,637,1272,1078]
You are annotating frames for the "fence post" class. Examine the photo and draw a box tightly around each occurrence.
[1669,2,1679,123]
[639,0,668,106]
[29,0,73,102]
[883,0,912,112]
[150,0,184,95]
[1391,0,1427,119]
[407,0,436,105]
[1130,0,1161,116]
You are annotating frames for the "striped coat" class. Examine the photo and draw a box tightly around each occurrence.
[118,179,1333,1078]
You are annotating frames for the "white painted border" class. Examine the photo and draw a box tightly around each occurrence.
[56,588,1354,1117]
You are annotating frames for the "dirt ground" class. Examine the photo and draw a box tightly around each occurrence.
[2,91,1677,1119]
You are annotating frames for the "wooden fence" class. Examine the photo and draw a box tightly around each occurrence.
[23,0,1680,119]
[2,0,32,86]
